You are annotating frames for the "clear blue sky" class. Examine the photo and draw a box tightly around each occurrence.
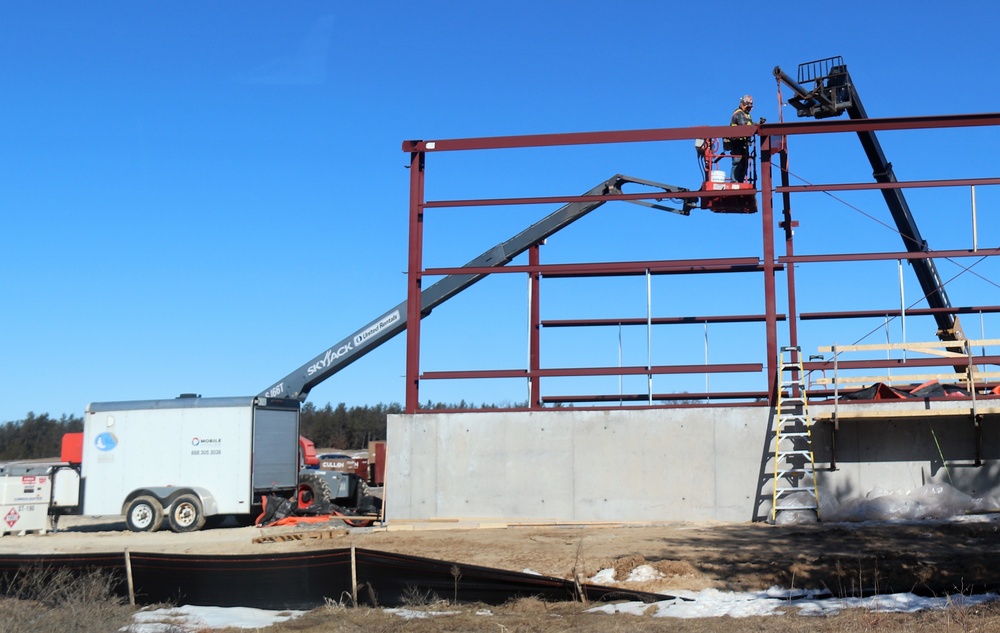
[2,2,998,422]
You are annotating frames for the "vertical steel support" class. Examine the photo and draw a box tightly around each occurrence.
[529,244,542,408]
[646,269,653,405]
[760,133,779,401]
[405,150,426,413]
[778,140,800,394]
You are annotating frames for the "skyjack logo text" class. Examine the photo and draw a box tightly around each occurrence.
[307,343,353,375]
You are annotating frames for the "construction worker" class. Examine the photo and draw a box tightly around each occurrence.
[729,95,755,182]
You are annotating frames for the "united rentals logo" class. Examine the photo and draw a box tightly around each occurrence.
[354,310,401,346]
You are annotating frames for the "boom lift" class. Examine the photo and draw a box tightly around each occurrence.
[260,174,697,403]
[695,136,759,214]
[773,56,965,345]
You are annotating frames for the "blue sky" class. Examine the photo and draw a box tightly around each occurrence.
[2,2,998,422]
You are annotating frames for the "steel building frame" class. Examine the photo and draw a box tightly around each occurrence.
[401,114,1000,414]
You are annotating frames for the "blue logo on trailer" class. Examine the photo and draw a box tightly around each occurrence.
[95,432,118,452]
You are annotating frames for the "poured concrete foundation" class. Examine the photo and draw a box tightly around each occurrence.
[386,403,1000,523]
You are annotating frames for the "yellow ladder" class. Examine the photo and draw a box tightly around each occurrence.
[771,346,821,522]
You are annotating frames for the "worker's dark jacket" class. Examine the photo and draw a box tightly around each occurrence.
[728,107,753,152]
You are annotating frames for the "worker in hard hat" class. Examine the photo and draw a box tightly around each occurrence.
[729,95,755,182]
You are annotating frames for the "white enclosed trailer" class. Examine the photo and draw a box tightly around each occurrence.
[58,395,300,532]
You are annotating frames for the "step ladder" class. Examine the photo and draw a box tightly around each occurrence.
[771,346,821,522]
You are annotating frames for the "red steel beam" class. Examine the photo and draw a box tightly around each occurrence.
[420,362,763,381]
[776,176,1000,194]
[543,391,768,402]
[801,305,1000,320]
[542,313,786,327]
[401,113,1000,154]
[402,124,755,153]
[762,112,1000,137]
[422,188,740,209]
[422,257,768,278]
[780,248,1000,264]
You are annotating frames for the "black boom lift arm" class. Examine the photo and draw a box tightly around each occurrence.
[773,56,965,344]
[260,175,695,402]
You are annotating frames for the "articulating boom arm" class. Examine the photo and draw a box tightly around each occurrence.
[774,57,964,343]
[260,175,694,402]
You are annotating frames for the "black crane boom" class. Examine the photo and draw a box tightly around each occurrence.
[774,56,964,343]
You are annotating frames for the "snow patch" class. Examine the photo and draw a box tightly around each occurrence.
[587,589,999,619]
[588,568,617,585]
[626,564,664,582]
[126,605,304,632]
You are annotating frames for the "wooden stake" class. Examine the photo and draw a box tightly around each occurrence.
[124,548,135,606]
[350,543,358,606]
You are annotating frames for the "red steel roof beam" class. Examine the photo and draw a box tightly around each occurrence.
[403,124,756,153]
[402,113,1000,155]
[762,112,1000,137]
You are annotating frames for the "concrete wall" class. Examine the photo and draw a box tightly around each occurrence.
[386,404,1000,523]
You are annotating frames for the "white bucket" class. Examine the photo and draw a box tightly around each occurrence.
[710,170,726,183]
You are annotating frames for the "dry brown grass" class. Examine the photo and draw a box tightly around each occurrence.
[0,566,138,633]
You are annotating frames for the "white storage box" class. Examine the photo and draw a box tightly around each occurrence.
[0,464,53,535]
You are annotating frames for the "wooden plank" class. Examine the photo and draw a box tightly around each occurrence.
[818,339,1000,354]
[253,527,352,544]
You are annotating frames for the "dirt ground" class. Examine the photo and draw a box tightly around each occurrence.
[4,513,1000,600]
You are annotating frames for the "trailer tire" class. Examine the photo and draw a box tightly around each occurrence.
[297,472,332,510]
[168,494,206,533]
[125,495,164,533]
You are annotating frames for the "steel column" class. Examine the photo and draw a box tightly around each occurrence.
[529,244,541,408]
[778,139,800,380]
[760,134,779,400]
[405,151,425,413]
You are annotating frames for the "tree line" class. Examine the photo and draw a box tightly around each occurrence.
[0,412,84,461]
[1,400,519,460]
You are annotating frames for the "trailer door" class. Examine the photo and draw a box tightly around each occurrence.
[251,403,299,493]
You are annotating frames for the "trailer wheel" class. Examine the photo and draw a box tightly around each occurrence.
[125,495,164,533]
[168,494,206,532]
[297,472,332,510]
